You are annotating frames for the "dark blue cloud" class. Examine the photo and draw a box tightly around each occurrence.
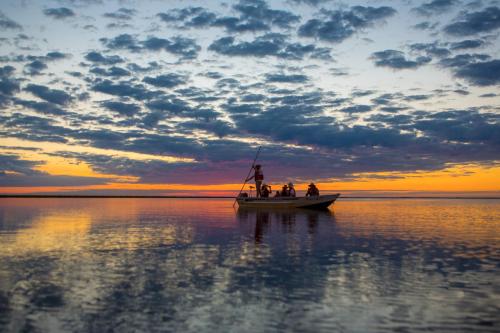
[101,100,141,116]
[103,8,136,20]
[479,93,497,98]
[209,33,330,59]
[89,66,130,77]
[84,51,123,65]
[444,7,500,36]
[413,0,459,16]
[25,84,72,105]
[288,0,330,5]
[24,60,47,75]
[412,110,500,145]
[143,73,187,88]
[157,7,217,28]
[0,11,22,30]
[439,53,490,68]
[265,73,308,83]
[371,50,432,69]
[298,6,396,43]
[157,1,300,32]
[91,80,159,100]
[99,34,201,59]
[99,34,140,51]
[341,105,372,113]
[43,7,75,19]
[409,42,451,58]
[450,39,484,50]
[14,99,67,115]
[0,66,20,99]
[142,36,200,59]
[0,153,112,186]
[454,59,500,86]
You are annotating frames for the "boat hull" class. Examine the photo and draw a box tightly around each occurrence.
[236,194,340,209]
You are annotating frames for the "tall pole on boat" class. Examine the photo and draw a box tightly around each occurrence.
[233,146,261,207]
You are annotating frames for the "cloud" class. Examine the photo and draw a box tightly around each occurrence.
[413,0,459,16]
[454,59,500,86]
[208,33,330,59]
[91,80,159,100]
[89,66,130,77]
[450,39,484,50]
[0,10,22,30]
[437,53,500,85]
[142,36,200,59]
[24,60,48,75]
[408,42,451,58]
[371,50,432,69]
[157,7,217,28]
[0,66,20,99]
[444,7,500,36]
[14,99,67,115]
[341,105,372,113]
[298,6,396,43]
[43,7,76,19]
[103,8,136,20]
[288,0,330,5]
[0,153,112,187]
[84,51,124,65]
[100,34,201,59]
[439,53,490,68]
[25,84,72,105]
[101,100,141,116]
[143,73,187,88]
[157,1,300,32]
[265,73,309,83]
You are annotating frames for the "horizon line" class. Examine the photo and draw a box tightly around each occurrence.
[1,195,499,200]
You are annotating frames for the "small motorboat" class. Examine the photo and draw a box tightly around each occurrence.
[236,194,340,209]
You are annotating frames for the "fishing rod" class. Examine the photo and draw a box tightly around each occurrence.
[233,146,261,207]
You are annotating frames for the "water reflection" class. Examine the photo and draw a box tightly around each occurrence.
[237,208,333,244]
[0,198,499,332]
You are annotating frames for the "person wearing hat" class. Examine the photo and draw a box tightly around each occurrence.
[288,182,296,197]
[281,184,290,197]
[306,182,319,197]
[261,183,271,198]
[246,164,264,197]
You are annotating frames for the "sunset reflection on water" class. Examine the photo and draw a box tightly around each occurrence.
[0,198,499,332]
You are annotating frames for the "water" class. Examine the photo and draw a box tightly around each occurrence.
[0,198,499,333]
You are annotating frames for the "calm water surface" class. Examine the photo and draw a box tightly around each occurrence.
[0,198,499,332]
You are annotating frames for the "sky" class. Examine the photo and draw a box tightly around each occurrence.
[0,0,499,196]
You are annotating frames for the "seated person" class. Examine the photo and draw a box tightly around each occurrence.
[306,183,320,197]
[288,182,296,197]
[274,190,281,197]
[281,184,290,197]
[261,184,271,198]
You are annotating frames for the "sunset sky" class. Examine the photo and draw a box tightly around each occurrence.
[0,0,499,196]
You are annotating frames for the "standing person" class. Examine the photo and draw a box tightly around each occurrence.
[288,182,296,197]
[246,164,264,198]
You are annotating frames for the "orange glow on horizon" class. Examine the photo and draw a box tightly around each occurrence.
[1,163,499,195]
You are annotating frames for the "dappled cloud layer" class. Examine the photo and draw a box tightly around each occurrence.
[0,0,499,194]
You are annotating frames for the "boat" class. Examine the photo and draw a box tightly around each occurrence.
[236,194,340,209]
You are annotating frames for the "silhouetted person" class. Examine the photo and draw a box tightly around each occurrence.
[288,182,296,197]
[246,164,264,198]
[281,184,289,197]
[306,183,319,197]
[261,183,271,198]
[274,190,281,197]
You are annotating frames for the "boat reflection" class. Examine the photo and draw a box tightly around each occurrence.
[237,207,334,244]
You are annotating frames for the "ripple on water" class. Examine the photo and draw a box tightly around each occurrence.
[0,198,499,332]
